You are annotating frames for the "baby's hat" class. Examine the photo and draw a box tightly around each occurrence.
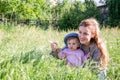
[64,32,79,47]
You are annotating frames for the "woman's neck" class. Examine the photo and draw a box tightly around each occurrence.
[84,42,91,47]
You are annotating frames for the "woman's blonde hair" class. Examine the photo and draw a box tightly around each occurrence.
[79,18,109,68]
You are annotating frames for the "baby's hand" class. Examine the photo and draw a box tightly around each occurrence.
[49,41,58,51]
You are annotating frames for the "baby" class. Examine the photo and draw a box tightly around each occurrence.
[51,33,86,67]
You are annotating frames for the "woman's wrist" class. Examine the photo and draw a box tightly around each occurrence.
[52,48,61,53]
[50,50,59,58]
[56,48,61,53]
[52,49,57,53]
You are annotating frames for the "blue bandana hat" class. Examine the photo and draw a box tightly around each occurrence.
[63,32,79,49]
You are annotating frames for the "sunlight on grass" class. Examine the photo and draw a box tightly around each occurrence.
[0,25,120,80]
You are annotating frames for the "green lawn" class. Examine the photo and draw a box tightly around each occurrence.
[0,25,120,80]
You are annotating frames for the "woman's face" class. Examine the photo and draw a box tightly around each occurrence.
[78,26,93,46]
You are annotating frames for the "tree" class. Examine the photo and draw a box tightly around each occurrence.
[0,0,51,25]
[106,0,120,27]
[57,0,100,31]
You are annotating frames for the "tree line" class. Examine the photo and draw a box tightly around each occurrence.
[0,0,120,30]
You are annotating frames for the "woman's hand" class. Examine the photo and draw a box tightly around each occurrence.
[86,52,91,59]
[56,48,61,53]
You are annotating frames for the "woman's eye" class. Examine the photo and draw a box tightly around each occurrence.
[72,43,75,45]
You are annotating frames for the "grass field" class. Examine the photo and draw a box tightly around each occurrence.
[0,25,120,80]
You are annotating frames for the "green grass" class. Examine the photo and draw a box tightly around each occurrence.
[0,25,120,80]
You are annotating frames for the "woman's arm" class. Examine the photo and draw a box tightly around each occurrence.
[88,47,101,70]
[50,50,59,58]
[91,47,101,62]
[50,48,61,58]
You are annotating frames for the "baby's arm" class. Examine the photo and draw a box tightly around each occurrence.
[58,50,66,59]
[50,41,58,52]
[50,41,62,58]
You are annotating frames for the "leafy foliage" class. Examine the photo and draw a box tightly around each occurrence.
[0,25,120,79]
[106,0,120,27]
[0,0,51,20]
[56,0,100,30]
[0,0,120,29]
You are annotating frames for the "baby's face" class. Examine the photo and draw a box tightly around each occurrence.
[67,38,80,51]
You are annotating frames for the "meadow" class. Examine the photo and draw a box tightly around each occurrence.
[0,25,120,80]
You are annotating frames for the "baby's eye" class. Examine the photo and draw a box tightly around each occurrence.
[79,31,81,34]
[68,43,71,45]
[84,32,89,35]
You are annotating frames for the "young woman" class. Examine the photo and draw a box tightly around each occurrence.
[50,18,109,79]
[78,18,109,69]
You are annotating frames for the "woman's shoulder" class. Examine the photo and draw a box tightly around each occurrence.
[80,43,101,54]
[89,43,100,53]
